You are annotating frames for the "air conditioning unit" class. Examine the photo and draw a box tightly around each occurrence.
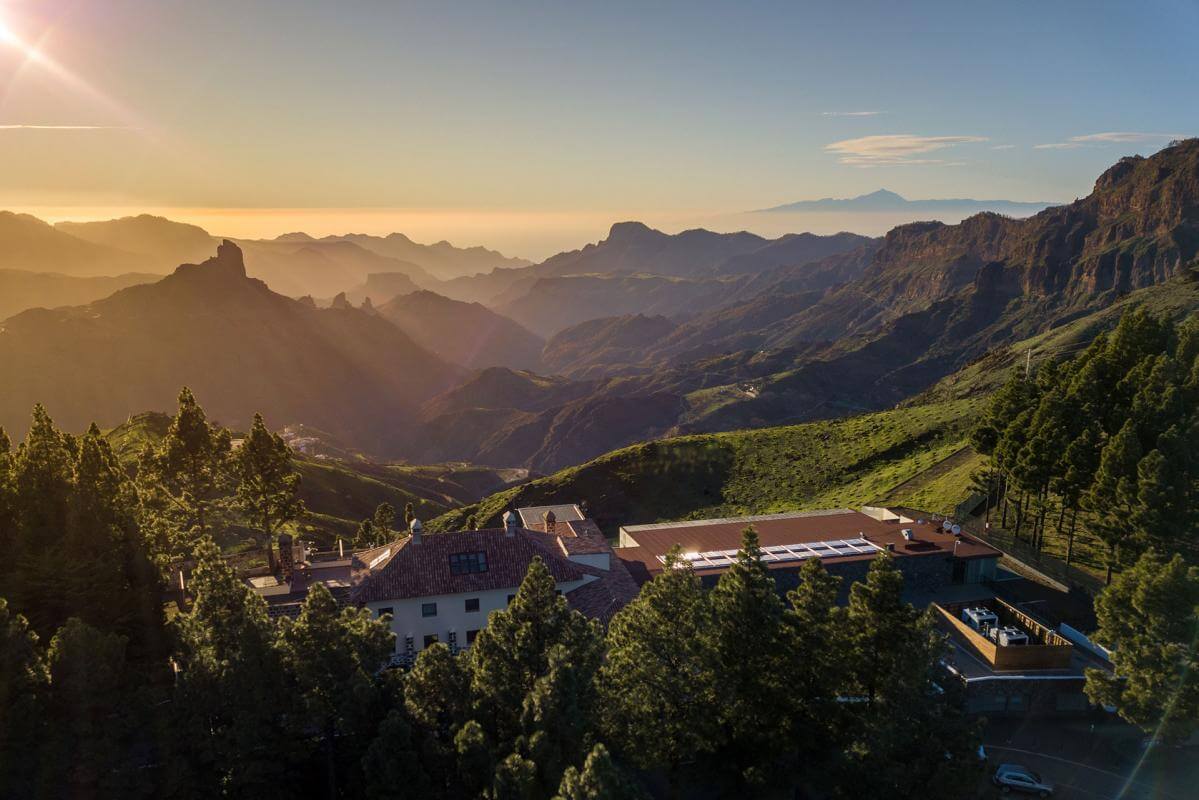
[997,627,1029,647]
[962,607,999,632]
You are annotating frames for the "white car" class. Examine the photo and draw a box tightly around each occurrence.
[993,763,1054,796]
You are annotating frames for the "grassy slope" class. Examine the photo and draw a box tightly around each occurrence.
[915,274,1199,403]
[429,397,981,534]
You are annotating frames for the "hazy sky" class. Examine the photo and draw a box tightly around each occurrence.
[1,0,1196,256]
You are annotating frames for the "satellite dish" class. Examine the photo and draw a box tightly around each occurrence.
[952,524,961,536]
[942,519,953,531]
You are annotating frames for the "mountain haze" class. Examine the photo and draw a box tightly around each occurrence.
[375,290,545,371]
[0,241,461,449]
[757,188,1055,217]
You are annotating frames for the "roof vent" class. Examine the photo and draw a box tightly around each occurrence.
[901,528,914,541]
[503,510,518,537]
[409,518,422,544]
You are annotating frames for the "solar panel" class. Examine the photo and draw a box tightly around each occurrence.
[659,537,880,570]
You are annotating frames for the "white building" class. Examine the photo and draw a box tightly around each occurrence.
[252,509,639,665]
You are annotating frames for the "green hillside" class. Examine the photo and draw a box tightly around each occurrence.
[428,397,982,534]
[914,273,1199,404]
[429,278,1199,536]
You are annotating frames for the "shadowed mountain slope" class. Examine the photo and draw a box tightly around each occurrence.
[376,290,545,371]
[0,241,461,450]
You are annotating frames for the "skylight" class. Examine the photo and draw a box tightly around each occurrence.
[659,537,880,570]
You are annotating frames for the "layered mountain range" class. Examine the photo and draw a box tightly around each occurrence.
[0,140,1195,474]
[0,241,461,447]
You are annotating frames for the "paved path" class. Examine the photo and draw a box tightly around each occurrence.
[978,719,1194,800]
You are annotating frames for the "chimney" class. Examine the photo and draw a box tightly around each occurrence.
[503,510,519,537]
[901,528,914,541]
[278,533,295,581]
[543,509,557,534]
[409,518,423,544]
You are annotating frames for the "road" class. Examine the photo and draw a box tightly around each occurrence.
[977,718,1194,800]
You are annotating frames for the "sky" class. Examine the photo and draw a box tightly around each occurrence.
[1,0,1196,258]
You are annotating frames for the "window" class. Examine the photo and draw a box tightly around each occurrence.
[377,607,393,619]
[466,629,479,644]
[449,551,488,575]
[465,598,480,613]
[422,602,437,618]
[423,634,438,648]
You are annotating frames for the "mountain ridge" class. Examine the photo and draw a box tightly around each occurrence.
[756,188,1057,216]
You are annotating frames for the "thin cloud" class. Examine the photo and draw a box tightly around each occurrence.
[820,110,884,117]
[1035,131,1185,149]
[825,134,987,166]
[0,124,138,130]
[991,144,1016,150]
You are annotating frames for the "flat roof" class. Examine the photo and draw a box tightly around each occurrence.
[518,504,585,528]
[617,508,1000,578]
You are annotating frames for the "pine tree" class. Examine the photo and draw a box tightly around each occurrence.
[37,618,133,798]
[0,427,14,556]
[137,388,232,556]
[518,643,604,797]
[468,558,603,752]
[554,743,647,800]
[783,557,847,781]
[173,536,296,797]
[1086,549,1199,745]
[404,643,472,799]
[1086,419,1144,580]
[361,709,430,800]
[492,752,538,800]
[372,502,396,541]
[0,598,47,795]
[67,425,166,665]
[277,582,395,799]
[354,517,377,548]
[599,547,715,796]
[837,552,981,799]
[404,501,415,527]
[701,527,791,792]
[5,406,74,628]
[232,413,305,570]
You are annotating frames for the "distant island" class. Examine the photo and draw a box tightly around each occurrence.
[755,188,1058,217]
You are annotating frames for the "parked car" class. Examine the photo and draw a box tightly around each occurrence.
[993,763,1054,796]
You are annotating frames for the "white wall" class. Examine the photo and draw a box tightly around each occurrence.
[366,576,592,655]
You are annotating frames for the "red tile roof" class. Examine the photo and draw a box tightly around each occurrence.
[350,527,590,603]
[617,509,1000,580]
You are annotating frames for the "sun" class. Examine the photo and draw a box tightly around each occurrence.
[0,11,15,43]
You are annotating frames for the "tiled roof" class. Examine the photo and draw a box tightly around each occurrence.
[556,519,612,556]
[563,553,642,624]
[616,508,1002,581]
[350,527,591,604]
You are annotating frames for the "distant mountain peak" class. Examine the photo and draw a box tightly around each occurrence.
[606,220,660,243]
[756,190,1055,216]
[171,239,247,281]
